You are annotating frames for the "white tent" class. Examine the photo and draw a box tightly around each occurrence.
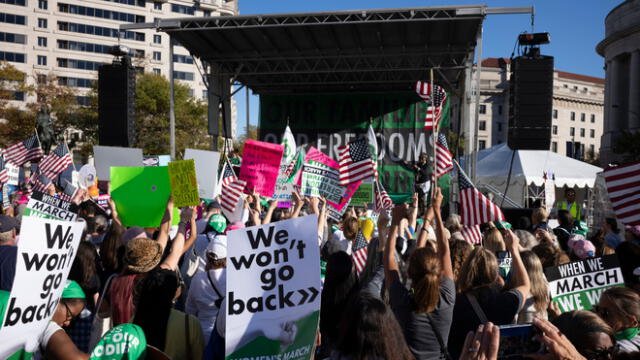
[475,143,603,207]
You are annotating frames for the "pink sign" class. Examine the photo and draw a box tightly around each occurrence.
[239,139,284,198]
[305,147,338,168]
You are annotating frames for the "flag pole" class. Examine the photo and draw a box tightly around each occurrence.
[430,68,438,195]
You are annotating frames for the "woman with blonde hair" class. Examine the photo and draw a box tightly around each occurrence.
[483,228,506,253]
[512,251,549,323]
[448,230,530,359]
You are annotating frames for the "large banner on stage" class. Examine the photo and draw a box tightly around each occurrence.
[259,93,451,197]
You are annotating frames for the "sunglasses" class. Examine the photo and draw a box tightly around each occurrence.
[63,302,73,323]
[584,344,619,360]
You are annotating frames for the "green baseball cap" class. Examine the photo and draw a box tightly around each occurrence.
[572,221,589,236]
[62,280,85,299]
[495,221,512,230]
[208,214,227,233]
[90,324,147,360]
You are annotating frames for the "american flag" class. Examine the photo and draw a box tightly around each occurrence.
[461,225,483,245]
[435,133,454,178]
[0,154,9,185]
[338,139,376,186]
[374,181,393,213]
[351,230,368,275]
[4,135,44,166]
[40,143,73,180]
[219,162,246,215]
[458,165,505,226]
[29,171,53,194]
[415,81,447,130]
[604,161,640,226]
[58,180,78,203]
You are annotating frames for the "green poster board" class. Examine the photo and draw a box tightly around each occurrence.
[111,166,179,227]
[350,182,373,207]
[168,159,200,207]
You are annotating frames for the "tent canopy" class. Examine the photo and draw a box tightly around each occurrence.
[476,143,603,188]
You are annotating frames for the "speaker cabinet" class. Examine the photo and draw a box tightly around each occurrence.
[98,63,136,147]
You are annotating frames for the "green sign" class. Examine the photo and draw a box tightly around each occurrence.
[350,182,373,207]
[111,166,179,227]
[259,92,450,196]
[168,159,200,207]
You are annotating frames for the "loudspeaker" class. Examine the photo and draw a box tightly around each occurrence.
[508,55,554,150]
[98,61,136,147]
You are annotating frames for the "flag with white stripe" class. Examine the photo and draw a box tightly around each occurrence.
[351,230,368,276]
[4,135,44,166]
[435,133,454,178]
[0,154,9,185]
[415,81,447,130]
[458,164,505,226]
[604,161,640,226]
[374,180,393,213]
[461,225,483,245]
[338,138,376,186]
[40,143,73,180]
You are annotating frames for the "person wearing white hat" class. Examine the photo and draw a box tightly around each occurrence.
[185,235,227,344]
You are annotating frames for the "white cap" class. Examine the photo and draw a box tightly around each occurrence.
[206,234,227,258]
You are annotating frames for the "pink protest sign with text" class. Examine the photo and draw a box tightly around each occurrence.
[239,139,284,198]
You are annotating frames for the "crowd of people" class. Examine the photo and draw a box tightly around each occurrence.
[0,167,639,360]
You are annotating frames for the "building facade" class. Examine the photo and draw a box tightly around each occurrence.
[596,0,640,166]
[476,58,604,162]
[0,0,238,142]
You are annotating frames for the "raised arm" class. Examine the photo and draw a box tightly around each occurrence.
[408,193,419,230]
[416,205,434,249]
[432,187,453,280]
[262,200,277,225]
[290,191,304,219]
[107,198,122,228]
[181,208,198,255]
[504,229,530,302]
[383,204,405,290]
[160,207,192,270]
[316,197,328,246]
[157,196,174,252]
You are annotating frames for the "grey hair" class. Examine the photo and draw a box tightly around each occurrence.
[515,229,539,250]
[445,214,463,233]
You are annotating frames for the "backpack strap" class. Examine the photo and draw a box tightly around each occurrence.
[426,312,452,360]
[466,292,489,324]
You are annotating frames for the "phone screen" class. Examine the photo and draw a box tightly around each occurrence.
[498,324,544,359]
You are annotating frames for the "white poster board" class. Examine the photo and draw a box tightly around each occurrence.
[0,216,84,358]
[184,149,220,200]
[93,145,143,181]
[225,215,321,360]
[6,162,19,186]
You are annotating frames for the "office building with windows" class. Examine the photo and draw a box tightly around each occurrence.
[0,0,238,140]
[475,58,604,162]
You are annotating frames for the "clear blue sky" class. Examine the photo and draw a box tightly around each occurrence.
[233,0,620,136]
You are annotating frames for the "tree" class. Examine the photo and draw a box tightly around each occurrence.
[134,73,209,158]
[232,124,259,155]
[0,62,35,146]
[613,130,640,164]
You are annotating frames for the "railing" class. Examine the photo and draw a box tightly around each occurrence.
[477,183,522,208]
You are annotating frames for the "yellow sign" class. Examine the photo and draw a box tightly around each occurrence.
[168,159,200,207]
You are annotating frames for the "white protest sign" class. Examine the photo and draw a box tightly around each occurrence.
[273,164,294,208]
[2,184,10,209]
[545,255,624,313]
[93,145,143,181]
[0,216,84,358]
[184,148,221,200]
[300,164,346,204]
[6,162,19,186]
[544,173,555,213]
[226,215,321,360]
[78,165,97,189]
[24,191,79,221]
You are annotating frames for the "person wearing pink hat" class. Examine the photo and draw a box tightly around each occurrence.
[625,225,640,246]
[567,234,596,260]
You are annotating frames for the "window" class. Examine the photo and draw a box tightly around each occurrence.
[204,10,211,16]
[57,21,145,41]
[573,86,578,90]
[570,112,575,121]
[563,84,568,88]
[570,127,575,136]
[551,142,557,153]
[58,39,144,57]
[589,144,595,156]
[580,128,585,137]
[0,32,26,44]
[171,4,195,15]
[479,104,486,114]
[101,0,145,7]
[37,55,47,66]
[553,109,558,119]
[37,36,47,47]
[173,71,194,81]
[590,114,595,123]
[153,51,161,61]
[0,51,25,63]
[478,140,486,150]
[479,121,486,131]
[581,113,585,122]
[153,34,161,44]
[498,105,502,115]
[57,57,104,70]
[497,123,502,132]
[0,12,27,25]
[12,91,24,101]
[0,0,27,6]
[153,68,160,74]
[57,3,144,24]
[38,0,47,9]
[173,54,194,64]
[590,129,595,138]
[153,1,162,10]
[552,125,558,135]
[57,76,94,88]
[38,18,47,28]
[202,90,208,99]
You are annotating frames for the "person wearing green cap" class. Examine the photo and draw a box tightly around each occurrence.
[89,324,147,360]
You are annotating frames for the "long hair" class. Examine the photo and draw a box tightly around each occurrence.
[335,293,414,360]
[320,251,359,346]
[342,217,359,240]
[519,251,549,313]
[449,240,473,281]
[553,310,614,357]
[456,247,499,294]
[600,287,640,329]
[68,242,98,303]
[483,229,505,253]
[407,247,441,313]
[445,214,462,234]
[99,222,125,275]
[133,268,179,350]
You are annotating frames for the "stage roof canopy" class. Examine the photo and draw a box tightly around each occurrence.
[129,5,505,94]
